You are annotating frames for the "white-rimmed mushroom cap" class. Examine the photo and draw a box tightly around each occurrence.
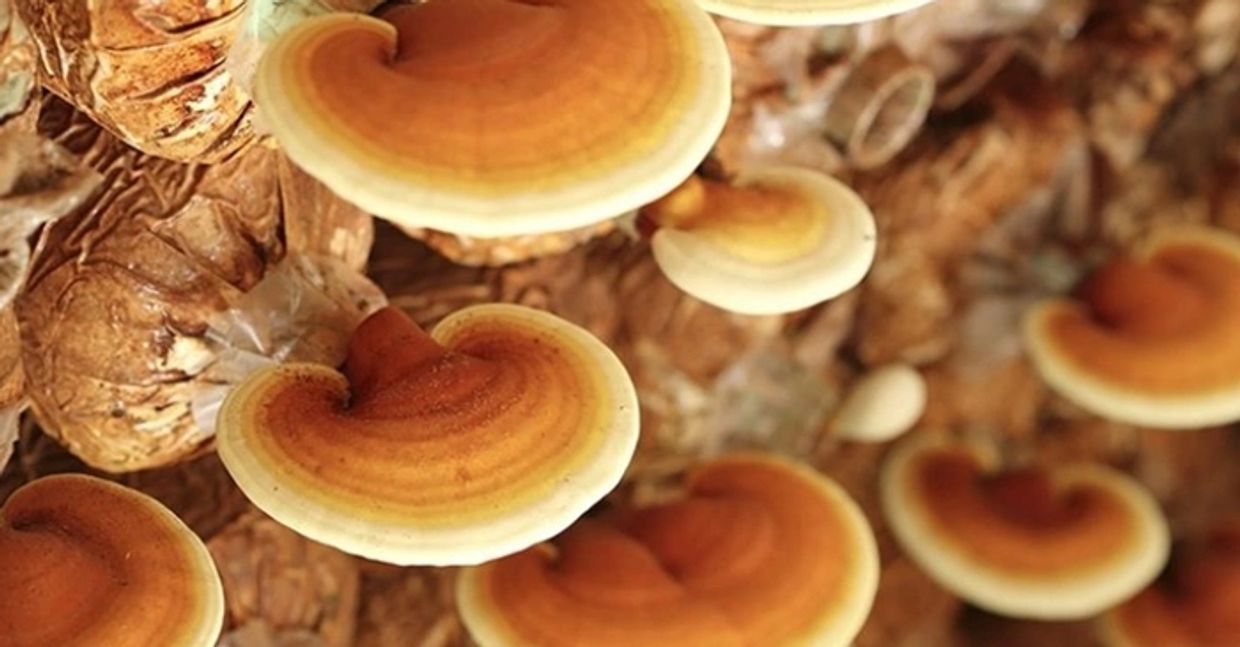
[217,304,640,566]
[1025,226,1240,429]
[697,0,937,26]
[254,0,731,237]
[881,437,1170,620]
[643,166,876,315]
[458,453,879,647]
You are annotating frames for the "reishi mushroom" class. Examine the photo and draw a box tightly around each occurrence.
[0,474,225,647]
[881,437,1170,619]
[457,453,879,647]
[216,304,640,566]
[697,0,937,26]
[1024,226,1240,429]
[255,0,732,237]
[1100,521,1240,647]
[638,166,877,315]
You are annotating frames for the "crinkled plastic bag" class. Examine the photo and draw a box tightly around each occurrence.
[191,254,386,435]
[0,399,20,474]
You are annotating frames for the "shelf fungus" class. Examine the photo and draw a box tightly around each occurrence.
[638,167,876,315]
[881,437,1170,620]
[254,0,731,237]
[1100,521,1240,647]
[697,0,937,26]
[1024,226,1240,429]
[0,474,225,646]
[457,454,879,647]
[216,305,640,566]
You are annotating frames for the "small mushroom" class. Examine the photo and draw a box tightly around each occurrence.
[638,166,876,315]
[828,362,926,443]
[216,305,640,566]
[254,0,732,237]
[1100,521,1240,647]
[457,454,879,647]
[1024,226,1240,429]
[881,437,1170,620]
[697,0,937,26]
[0,474,225,646]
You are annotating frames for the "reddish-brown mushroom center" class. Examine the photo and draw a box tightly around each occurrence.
[0,522,116,641]
[1076,257,1211,337]
[911,450,1134,574]
[640,176,805,232]
[388,1,567,75]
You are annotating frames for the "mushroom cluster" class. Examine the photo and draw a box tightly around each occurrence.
[5,1,1236,645]
[458,454,878,647]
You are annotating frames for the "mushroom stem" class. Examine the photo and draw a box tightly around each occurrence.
[344,307,448,397]
[553,521,691,601]
[619,498,773,578]
[642,175,805,232]
[641,175,709,230]
[1077,259,1210,336]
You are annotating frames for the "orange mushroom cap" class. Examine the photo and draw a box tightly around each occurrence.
[458,454,879,647]
[639,167,876,315]
[1100,521,1240,647]
[1024,226,1240,428]
[255,0,731,238]
[881,437,1169,619]
[0,474,224,647]
[696,0,936,26]
[216,305,639,566]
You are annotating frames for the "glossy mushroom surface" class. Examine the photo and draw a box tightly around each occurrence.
[256,0,731,237]
[697,0,936,26]
[458,454,879,647]
[881,437,1169,619]
[640,167,876,315]
[217,305,639,566]
[1101,522,1240,647]
[1025,226,1240,428]
[0,475,225,647]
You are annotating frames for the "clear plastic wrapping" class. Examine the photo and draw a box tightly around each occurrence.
[190,254,386,437]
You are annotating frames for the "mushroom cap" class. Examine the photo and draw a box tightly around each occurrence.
[830,363,926,443]
[642,167,876,315]
[458,454,879,647]
[255,0,731,238]
[1024,226,1240,429]
[1100,522,1240,647]
[0,474,224,647]
[696,0,937,26]
[216,304,640,566]
[881,437,1170,620]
